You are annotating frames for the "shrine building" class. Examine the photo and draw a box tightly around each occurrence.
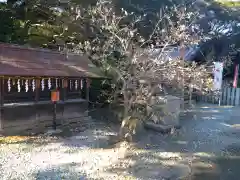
[0,43,107,135]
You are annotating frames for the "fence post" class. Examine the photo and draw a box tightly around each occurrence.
[231,88,236,106]
[222,87,227,105]
[212,91,215,104]
[235,88,240,106]
[204,93,207,103]
[227,88,231,105]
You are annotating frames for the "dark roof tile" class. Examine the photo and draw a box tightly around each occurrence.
[0,43,105,78]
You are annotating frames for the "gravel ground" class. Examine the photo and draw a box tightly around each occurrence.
[0,123,132,180]
[1,104,240,180]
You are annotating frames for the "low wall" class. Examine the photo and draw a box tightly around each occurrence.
[1,99,88,135]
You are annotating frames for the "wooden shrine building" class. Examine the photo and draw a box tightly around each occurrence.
[0,43,107,135]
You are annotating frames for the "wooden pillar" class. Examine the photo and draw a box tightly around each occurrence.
[85,78,90,116]
[0,78,4,133]
[63,79,67,101]
[35,79,40,124]
[61,78,67,125]
[86,78,90,104]
[35,79,40,102]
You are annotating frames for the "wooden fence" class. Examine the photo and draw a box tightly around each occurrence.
[198,87,240,106]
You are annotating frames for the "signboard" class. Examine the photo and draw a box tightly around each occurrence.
[213,62,223,90]
[51,90,60,102]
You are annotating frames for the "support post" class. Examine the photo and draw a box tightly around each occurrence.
[84,78,90,117]
[60,79,67,125]
[35,79,40,124]
[63,83,67,101]
[51,90,59,130]
[86,78,90,107]
[62,78,67,102]
[53,101,57,130]
[35,79,40,102]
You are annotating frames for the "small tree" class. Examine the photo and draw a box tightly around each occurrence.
[65,0,213,139]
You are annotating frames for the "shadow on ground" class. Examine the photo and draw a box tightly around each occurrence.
[104,104,240,180]
[33,163,88,180]
[104,139,240,180]
[1,105,240,180]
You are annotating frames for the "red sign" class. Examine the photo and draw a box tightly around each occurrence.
[51,90,60,102]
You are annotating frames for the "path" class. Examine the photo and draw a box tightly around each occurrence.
[121,103,240,179]
[1,104,240,179]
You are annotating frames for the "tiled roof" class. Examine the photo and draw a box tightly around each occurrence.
[0,43,105,78]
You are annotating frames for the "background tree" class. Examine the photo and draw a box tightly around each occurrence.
[1,0,230,139]
[1,0,240,53]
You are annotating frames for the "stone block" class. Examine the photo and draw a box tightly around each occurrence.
[162,95,181,126]
[149,95,181,127]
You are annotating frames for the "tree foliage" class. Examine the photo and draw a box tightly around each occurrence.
[1,0,240,49]
[63,0,214,139]
[1,0,230,139]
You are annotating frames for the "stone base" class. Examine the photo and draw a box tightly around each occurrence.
[162,95,181,126]
[144,121,181,134]
[1,100,88,136]
[149,95,181,127]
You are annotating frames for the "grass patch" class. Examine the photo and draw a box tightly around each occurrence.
[216,0,240,7]
[64,148,82,154]
[0,136,36,144]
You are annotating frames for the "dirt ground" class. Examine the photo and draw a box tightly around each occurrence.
[1,103,240,180]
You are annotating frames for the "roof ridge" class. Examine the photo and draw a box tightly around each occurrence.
[0,42,65,55]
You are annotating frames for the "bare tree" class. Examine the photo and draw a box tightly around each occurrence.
[69,0,213,140]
